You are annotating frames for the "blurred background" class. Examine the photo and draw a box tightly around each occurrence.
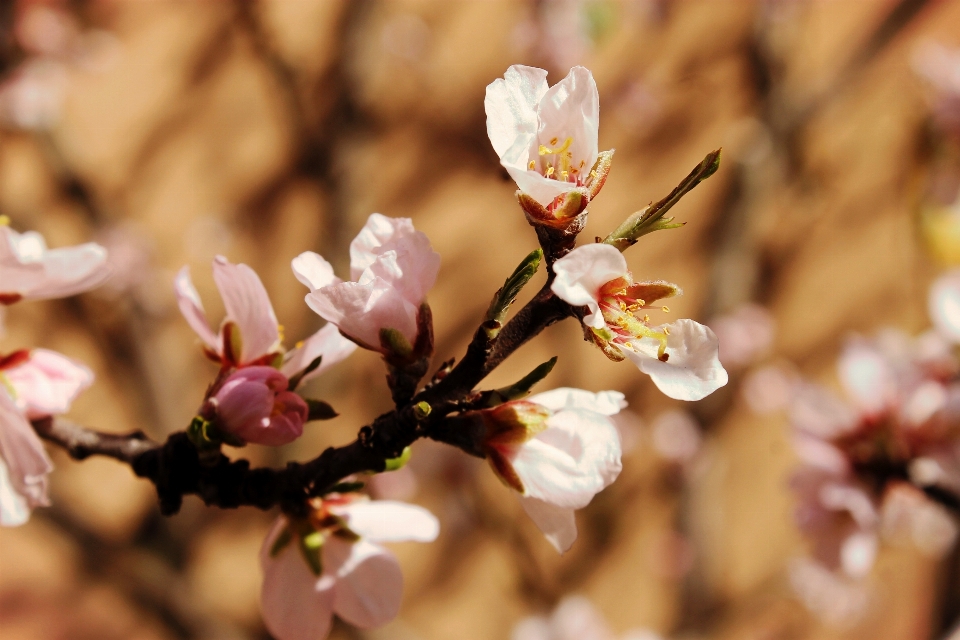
[1,0,959,638]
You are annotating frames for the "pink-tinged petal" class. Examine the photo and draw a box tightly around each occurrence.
[839,531,878,579]
[281,323,357,382]
[792,435,850,476]
[507,168,585,209]
[519,497,578,553]
[485,65,549,167]
[929,269,960,342]
[790,384,858,440]
[881,482,958,559]
[292,252,340,291]
[0,227,110,301]
[328,538,404,630]
[510,408,622,509]
[787,558,870,626]
[349,214,440,305]
[511,617,552,640]
[900,380,948,427]
[909,453,960,495]
[333,500,439,543]
[536,66,599,180]
[621,319,728,401]
[551,244,628,329]
[708,303,775,369]
[260,518,336,640]
[528,387,626,415]
[174,266,218,350]
[4,349,93,419]
[0,387,52,523]
[837,340,897,416]
[306,278,419,349]
[545,596,614,640]
[0,457,30,526]
[212,256,280,364]
[214,367,305,446]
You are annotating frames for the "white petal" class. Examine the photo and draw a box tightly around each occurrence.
[840,531,878,579]
[329,538,404,629]
[280,323,357,381]
[0,457,29,526]
[332,500,439,543]
[929,269,960,342]
[291,251,340,291]
[790,384,858,440]
[5,349,93,418]
[259,519,336,640]
[0,387,52,519]
[511,408,622,509]
[212,256,280,364]
[0,227,110,301]
[349,214,440,305]
[173,266,218,351]
[621,319,728,401]
[508,168,584,208]
[528,387,626,415]
[536,66,600,178]
[485,65,549,163]
[837,340,897,415]
[551,244,628,329]
[306,278,420,349]
[519,497,578,553]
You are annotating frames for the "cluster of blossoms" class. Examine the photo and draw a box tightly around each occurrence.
[0,63,730,640]
[787,271,960,595]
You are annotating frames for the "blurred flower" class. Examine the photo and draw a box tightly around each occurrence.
[0,223,110,305]
[0,348,94,526]
[913,41,960,139]
[551,243,727,400]
[511,594,664,640]
[880,482,957,558]
[0,59,67,130]
[210,367,308,447]
[741,362,797,415]
[929,268,960,343]
[788,558,870,627]
[707,303,774,369]
[293,213,439,357]
[650,409,701,464]
[260,496,438,640]
[485,65,611,211]
[478,387,624,553]
[279,324,357,387]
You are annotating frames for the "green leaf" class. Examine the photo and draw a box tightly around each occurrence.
[287,355,323,390]
[299,530,324,576]
[384,446,412,471]
[484,249,543,337]
[489,356,558,404]
[306,399,338,421]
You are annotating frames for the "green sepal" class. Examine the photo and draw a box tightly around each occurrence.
[287,355,323,390]
[379,327,414,358]
[603,149,720,251]
[384,446,412,471]
[268,352,285,369]
[299,530,324,576]
[484,249,543,337]
[488,356,558,405]
[413,401,431,420]
[332,527,361,543]
[306,399,338,421]
[269,527,293,557]
[325,481,365,495]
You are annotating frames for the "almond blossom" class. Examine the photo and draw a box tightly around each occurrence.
[0,222,110,305]
[260,496,439,640]
[175,255,356,372]
[0,348,93,525]
[476,387,624,553]
[551,243,727,401]
[485,65,612,213]
[293,213,440,357]
[210,367,308,447]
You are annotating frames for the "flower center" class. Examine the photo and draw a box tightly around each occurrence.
[528,136,595,185]
[597,279,671,361]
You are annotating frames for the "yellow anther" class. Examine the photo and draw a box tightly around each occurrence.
[545,166,555,177]
[661,306,670,313]
[643,314,650,323]
[539,145,550,156]
[579,160,586,168]
[277,324,286,342]
[589,170,598,179]
[295,340,305,349]
[0,215,9,226]
[561,170,569,180]
[550,137,559,145]
[663,326,671,335]
[528,160,536,169]
[636,299,646,307]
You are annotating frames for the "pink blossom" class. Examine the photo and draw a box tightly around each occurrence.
[293,214,440,354]
[481,388,624,553]
[929,268,960,343]
[486,65,609,209]
[551,243,727,401]
[707,303,774,369]
[259,497,439,640]
[280,323,357,386]
[0,347,93,526]
[212,367,308,447]
[0,224,110,304]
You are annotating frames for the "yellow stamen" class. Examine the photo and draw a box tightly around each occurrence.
[561,170,569,180]
[550,137,559,145]
[663,326,671,335]
[528,160,536,169]
[643,314,650,323]
[0,215,9,226]
[545,166,555,177]
[661,306,670,313]
[589,170,598,179]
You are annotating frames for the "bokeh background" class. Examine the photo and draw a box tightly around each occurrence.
[1,1,960,639]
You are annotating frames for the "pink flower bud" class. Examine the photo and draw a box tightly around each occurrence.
[213,367,308,446]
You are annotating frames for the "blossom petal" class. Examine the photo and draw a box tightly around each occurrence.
[519,497,578,553]
[173,266,218,350]
[4,349,93,418]
[329,538,404,629]
[510,408,622,509]
[621,319,728,401]
[291,252,340,291]
[536,66,599,182]
[260,518,336,640]
[281,323,357,382]
[0,457,29,526]
[349,214,440,305]
[790,384,858,440]
[0,227,110,301]
[485,65,549,164]
[528,387,626,415]
[0,387,52,522]
[929,269,960,342]
[306,278,419,349]
[837,339,897,416]
[212,256,280,364]
[551,244,628,329]
[333,500,439,543]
